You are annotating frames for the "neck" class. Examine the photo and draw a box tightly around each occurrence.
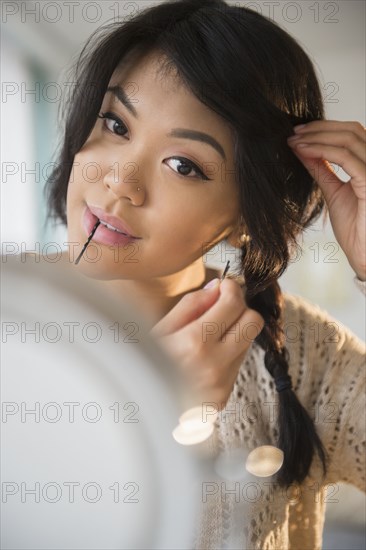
[89,257,209,328]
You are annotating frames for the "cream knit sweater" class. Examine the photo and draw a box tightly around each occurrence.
[192,283,366,550]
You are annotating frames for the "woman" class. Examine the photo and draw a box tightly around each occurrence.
[45,0,365,547]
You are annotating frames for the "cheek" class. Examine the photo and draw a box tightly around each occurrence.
[150,195,236,249]
[66,149,95,204]
[65,153,89,233]
[66,163,80,219]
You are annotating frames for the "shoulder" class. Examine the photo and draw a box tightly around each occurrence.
[281,290,365,353]
[281,293,366,488]
[280,290,365,394]
[280,291,365,427]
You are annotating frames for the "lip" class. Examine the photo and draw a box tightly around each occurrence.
[82,205,142,247]
[88,205,141,238]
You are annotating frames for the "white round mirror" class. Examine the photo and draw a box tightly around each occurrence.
[1,255,204,549]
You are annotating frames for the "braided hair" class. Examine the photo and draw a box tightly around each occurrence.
[45,0,329,487]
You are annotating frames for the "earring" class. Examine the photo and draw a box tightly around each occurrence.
[239,233,250,245]
[238,215,251,245]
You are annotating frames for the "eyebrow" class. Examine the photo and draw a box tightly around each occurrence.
[106,85,227,161]
[107,85,138,117]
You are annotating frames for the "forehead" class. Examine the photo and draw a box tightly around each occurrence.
[110,49,185,95]
[107,50,234,139]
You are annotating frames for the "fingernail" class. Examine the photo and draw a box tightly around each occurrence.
[294,124,306,132]
[203,278,220,290]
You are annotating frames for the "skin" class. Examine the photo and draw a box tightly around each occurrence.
[65,49,245,325]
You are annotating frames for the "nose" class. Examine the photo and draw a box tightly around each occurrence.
[103,160,145,205]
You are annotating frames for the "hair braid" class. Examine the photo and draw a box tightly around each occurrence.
[243,269,329,487]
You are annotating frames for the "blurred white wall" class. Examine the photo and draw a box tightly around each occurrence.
[1,37,38,247]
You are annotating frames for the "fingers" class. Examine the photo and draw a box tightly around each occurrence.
[292,120,366,142]
[288,121,366,206]
[152,278,265,366]
[194,278,247,331]
[212,306,265,366]
[292,146,366,202]
[149,282,220,338]
[289,130,366,164]
[194,277,265,347]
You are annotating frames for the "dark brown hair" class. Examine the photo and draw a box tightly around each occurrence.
[45,0,329,487]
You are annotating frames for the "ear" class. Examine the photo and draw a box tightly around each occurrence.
[226,227,243,248]
[225,217,248,249]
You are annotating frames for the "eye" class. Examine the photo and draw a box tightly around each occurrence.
[97,113,211,181]
[165,157,211,181]
[98,112,128,137]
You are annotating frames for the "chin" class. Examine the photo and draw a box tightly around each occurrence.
[73,257,136,282]
[73,259,114,279]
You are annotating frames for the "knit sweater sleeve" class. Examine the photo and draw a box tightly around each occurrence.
[282,291,366,494]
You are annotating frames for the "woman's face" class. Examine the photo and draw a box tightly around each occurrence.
[66,50,241,280]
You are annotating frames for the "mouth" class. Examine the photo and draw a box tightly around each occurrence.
[82,205,142,247]
[88,204,141,239]
[98,219,130,236]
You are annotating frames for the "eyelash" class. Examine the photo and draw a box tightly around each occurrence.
[97,111,211,181]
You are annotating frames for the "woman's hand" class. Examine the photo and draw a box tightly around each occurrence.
[288,120,366,281]
[149,278,264,410]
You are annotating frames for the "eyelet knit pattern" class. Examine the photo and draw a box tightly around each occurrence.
[192,289,366,550]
